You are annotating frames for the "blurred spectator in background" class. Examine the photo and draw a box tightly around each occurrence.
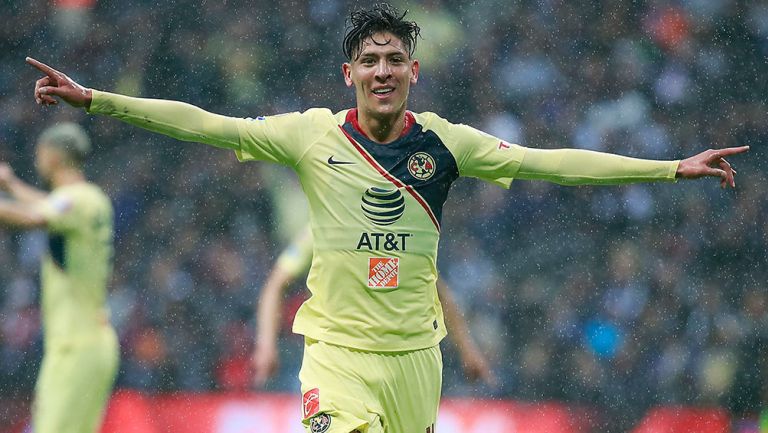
[0,122,118,433]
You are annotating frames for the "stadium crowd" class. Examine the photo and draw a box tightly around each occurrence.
[1,0,766,430]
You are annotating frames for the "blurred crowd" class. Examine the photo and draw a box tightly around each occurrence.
[1,0,767,431]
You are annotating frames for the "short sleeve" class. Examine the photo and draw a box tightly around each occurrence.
[235,109,334,167]
[35,190,79,233]
[440,121,527,189]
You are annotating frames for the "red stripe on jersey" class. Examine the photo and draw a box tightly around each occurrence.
[339,126,441,231]
[345,109,416,139]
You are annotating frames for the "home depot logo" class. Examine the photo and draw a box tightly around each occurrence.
[368,257,399,289]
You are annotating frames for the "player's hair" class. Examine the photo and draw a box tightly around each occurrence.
[342,3,421,61]
[38,122,91,166]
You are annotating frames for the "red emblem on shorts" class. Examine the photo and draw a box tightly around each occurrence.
[498,140,511,150]
[303,388,320,419]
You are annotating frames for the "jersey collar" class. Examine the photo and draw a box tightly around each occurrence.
[345,109,415,142]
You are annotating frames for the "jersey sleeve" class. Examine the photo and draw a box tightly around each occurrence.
[34,190,79,234]
[234,110,329,166]
[275,227,314,279]
[516,148,679,185]
[88,90,330,166]
[440,120,527,188]
[437,116,678,187]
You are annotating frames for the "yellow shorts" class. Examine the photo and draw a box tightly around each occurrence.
[34,327,119,433]
[299,338,442,433]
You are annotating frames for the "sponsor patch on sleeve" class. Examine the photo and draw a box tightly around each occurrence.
[48,195,73,214]
[302,388,320,419]
[368,257,399,288]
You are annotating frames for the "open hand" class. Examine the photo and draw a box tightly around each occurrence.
[26,57,92,108]
[676,146,749,188]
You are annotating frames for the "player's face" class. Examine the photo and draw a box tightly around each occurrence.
[343,32,419,119]
[35,144,52,179]
[35,144,59,182]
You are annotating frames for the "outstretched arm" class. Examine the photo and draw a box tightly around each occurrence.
[0,200,47,229]
[0,164,47,203]
[438,279,496,386]
[27,57,241,150]
[516,146,748,189]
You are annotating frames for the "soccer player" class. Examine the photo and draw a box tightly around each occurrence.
[253,226,495,387]
[0,123,119,433]
[27,4,747,432]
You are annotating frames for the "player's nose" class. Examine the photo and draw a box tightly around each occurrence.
[374,60,392,80]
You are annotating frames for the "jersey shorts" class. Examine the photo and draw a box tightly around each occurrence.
[299,338,442,433]
[33,326,119,433]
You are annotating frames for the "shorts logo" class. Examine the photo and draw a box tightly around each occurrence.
[310,413,332,433]
[362,187,405,226]
[302,388,320,419]
[408,152,436,180]
[368,257,399,288]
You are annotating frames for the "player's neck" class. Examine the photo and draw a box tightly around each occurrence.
[357,108,407,144]
[51,168,85,188]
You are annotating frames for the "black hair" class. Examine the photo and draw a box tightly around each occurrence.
[342,3,421,61]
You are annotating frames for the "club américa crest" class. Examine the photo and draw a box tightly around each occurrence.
[407,152,436,180]
[310,413,332,433]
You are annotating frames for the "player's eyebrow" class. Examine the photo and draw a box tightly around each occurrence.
[357,48,407,60]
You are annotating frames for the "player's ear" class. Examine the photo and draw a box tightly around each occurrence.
[342,63,354,87]
[410,59,419,85]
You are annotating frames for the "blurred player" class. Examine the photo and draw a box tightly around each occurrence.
[252,226,495,387]
[27,4,747,432]
[0,123,118,433]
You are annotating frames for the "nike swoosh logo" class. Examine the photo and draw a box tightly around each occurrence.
[327,156,355,165]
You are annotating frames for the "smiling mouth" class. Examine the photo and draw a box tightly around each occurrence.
[372,88,394,95]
